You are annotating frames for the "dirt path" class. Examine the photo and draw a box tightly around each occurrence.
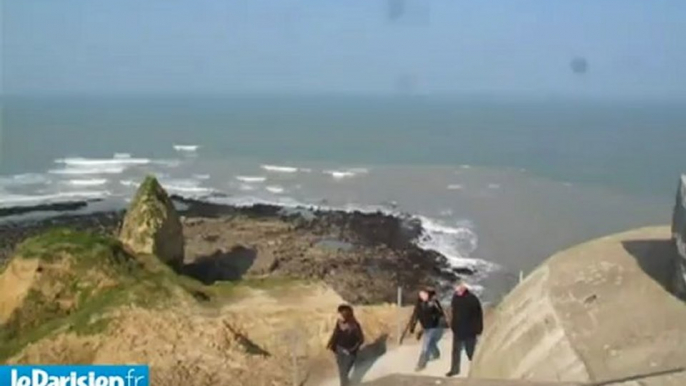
[320,330,470,386]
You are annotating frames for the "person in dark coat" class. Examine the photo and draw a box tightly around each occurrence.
[446,281,483,377]
[408,288,446,371]
[327,304,365,386]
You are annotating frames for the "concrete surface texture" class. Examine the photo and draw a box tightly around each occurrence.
[671,175,686,300]
[362,374,581,386]
[470,226,686,386]
[320,330,472,386]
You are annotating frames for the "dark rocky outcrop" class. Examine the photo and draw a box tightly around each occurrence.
[0,189,468,305]
[671,175,686,300]
[119,177,185,269]
[0,200,93,218]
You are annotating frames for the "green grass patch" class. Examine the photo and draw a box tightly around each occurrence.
[0,227,312,362]
[0,258,8,275]
[208,276,307,300]
[0,229,179,362]
[0,285,124,361]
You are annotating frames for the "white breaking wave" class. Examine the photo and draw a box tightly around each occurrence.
[261,165,299,173]
[416,216,499,277]
[120,180,140,188]
[326,171,355,179]
[447,184,464,190]
[235,176,267,183]
[239,184,256,192]
[194,174,211,180]
[50,156,149,176]
[324,168,369,180]
[488,183,501,189]
[49,166,127,175]
[67,179,108,187]
[153,159,183,168]
[56,157,151,167]
[0,173,51,186]
[265,185,285,194]
[173,145,199,152]
[159,179,214,196]
[460,165,472,169]
[0,190,111,208]
[166,185,214,194]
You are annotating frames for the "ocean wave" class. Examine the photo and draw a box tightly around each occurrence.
[49,166,127,175]
[0,190,110,208]
[159,179,214,196]
[67,179,108,187]
[447,184,464,190]
[265,185,285,194]
[416,216,499,277]
[50,156,149,176]
[56,157,151,167]
[238,184,256,192]
[194,174,211,180]
[120,180,140,188]
[323,168,369,180]
[325,170,355,179]
[173,145,199,152]
[439,209,454,217]
[235,176,267,183]
[153,159,183,168]
[0,173,51,186]
[166,185,215,195]
[261,165,299,173]
[488,183,501,189]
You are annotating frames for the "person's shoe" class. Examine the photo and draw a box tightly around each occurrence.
[445,371,459,377]
[414,365,426,372]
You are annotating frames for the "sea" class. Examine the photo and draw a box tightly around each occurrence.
[1,95,685,302]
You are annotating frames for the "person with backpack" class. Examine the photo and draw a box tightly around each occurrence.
[407,288,446,371]
[327,304,365,386]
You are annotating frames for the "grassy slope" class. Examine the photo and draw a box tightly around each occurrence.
[0,228,303,362]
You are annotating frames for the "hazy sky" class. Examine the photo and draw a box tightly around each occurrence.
[3,0,686,98]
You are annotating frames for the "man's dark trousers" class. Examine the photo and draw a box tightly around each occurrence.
[449,334,477,375]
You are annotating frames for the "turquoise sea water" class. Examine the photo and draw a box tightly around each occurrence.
[2,95,685,198]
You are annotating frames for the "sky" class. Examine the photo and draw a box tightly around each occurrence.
[2,0,686,99]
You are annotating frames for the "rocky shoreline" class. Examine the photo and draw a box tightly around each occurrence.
[0,196,468,304]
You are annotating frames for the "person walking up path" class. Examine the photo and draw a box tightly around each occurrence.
[446,281,483,378]
[327,304,365,386]
[406,288,446,372]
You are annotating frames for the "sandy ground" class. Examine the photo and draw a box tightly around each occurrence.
[320,330,470,386]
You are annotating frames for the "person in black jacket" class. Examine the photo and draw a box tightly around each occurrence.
[327,304,364,386]
[407,288,446,371]
[446,281,483,377]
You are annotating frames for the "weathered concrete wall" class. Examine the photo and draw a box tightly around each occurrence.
[468,265,589,381]
[470,227,686,385]
[363,374,581,386]
[671,175,686,300]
